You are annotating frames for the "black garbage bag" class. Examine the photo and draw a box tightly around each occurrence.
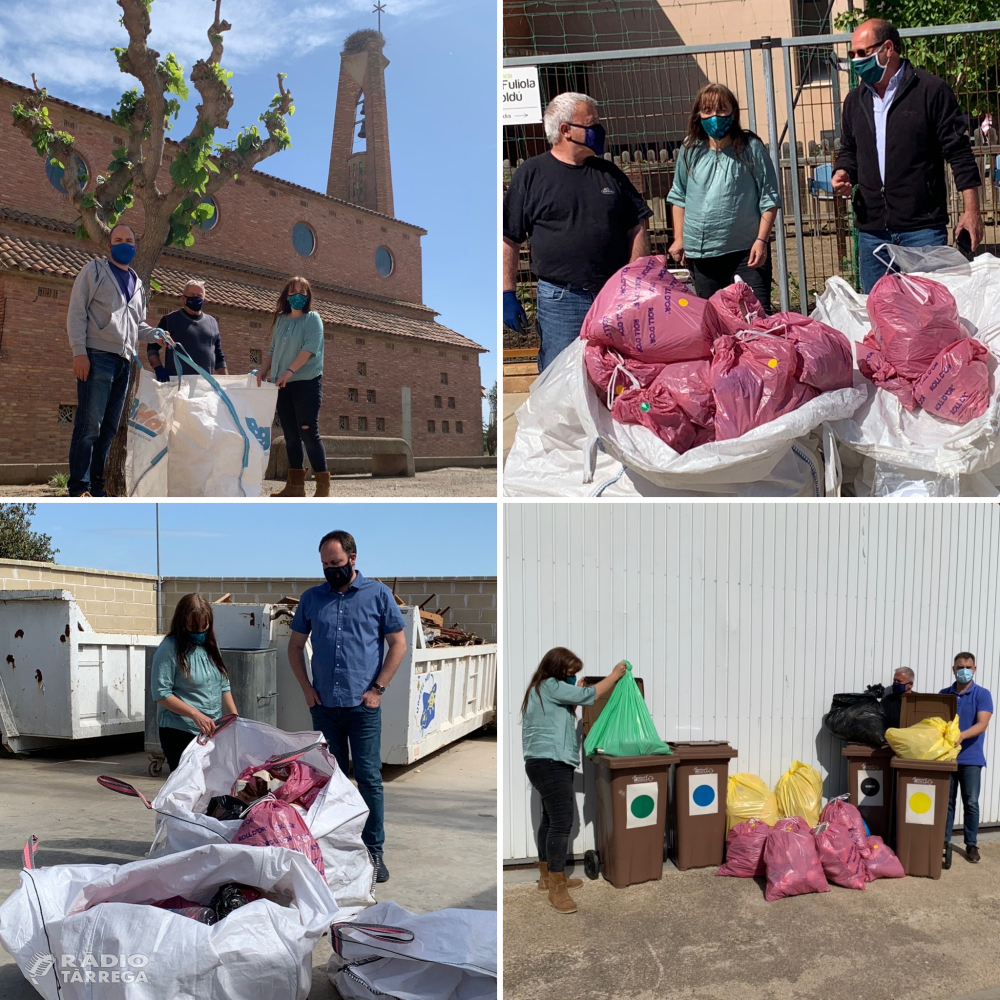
[207,795,253,821]
[822,685,888,747]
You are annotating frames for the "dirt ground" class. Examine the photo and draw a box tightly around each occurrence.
[0,468,498,498]
[503,842,1000,1000]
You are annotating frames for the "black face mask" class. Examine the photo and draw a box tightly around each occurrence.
[185,296,205,312]
[325,563,354,588]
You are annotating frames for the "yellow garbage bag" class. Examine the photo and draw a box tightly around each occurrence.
[726,773,779,832]
[885,716,961,761]
[774,761,824,827]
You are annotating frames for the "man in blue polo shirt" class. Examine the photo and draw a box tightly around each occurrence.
[288,529,407,882]
[940,651,994,863]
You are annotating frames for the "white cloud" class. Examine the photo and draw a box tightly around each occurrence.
[0,0,449,100]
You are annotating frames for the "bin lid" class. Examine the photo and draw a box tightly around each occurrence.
[841,743,892,759]
[580,675,644,737]
[588,752,673,770]
[667,741,738,761]
[899,692,957,730]
[890,756,958,773]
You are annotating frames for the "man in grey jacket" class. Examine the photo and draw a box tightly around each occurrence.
[66,224,156,497]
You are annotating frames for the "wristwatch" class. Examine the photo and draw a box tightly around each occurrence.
[372,683,387,695]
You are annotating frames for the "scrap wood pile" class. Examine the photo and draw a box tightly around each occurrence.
[385,581,486,646]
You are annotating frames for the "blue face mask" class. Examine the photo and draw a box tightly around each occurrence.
[187,630,208,646]
[566,121,607,157]
[564,674,578,685]
[701,114,734,139]
[109,242,136,265]
[956,668,974,683]
[287,293,308,311]
[852,46,889,86]
[892,682,908,694]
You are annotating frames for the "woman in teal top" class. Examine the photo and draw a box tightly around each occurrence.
[151,593,238,772]
[521,648,626,913]
[667,82,782,311]
[257,276,329,498]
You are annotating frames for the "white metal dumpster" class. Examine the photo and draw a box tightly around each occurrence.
[211,601,497,764]
[0,590,161,753]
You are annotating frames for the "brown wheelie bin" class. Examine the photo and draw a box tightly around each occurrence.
[891,756,959,878]
[667,741,738,870]
[842,743,895,842]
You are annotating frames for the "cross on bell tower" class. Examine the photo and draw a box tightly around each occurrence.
[327,29,394,218]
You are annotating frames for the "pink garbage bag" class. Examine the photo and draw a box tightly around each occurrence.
[763,816,830,901]
[856,333,919,412]
[711,333,818,441]
[612,381,698,454]
[759,313,854,392]
[704,283,766,338]
[913,338,992,424]
[584,342,664,404]
[813,821,868,890]
[820,798,871,859]
[863,835,906,880]
[867,273,966,380]
[581,256,713,364]
[717,818,769,878]
[651,359,715,429]
[234,797,326,877]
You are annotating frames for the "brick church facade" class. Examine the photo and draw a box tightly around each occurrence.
[0,30,485,469]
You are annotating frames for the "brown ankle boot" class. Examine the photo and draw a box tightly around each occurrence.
[313,471,331,497]
[273,468,306,497]
[546,870,578,914]
[537,861,582,891]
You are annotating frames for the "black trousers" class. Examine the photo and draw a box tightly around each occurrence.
[525,757,576,873]
[687,247,773,313]
[159,726,197,772]
[276,375,328,473]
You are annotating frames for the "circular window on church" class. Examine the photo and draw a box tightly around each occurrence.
[46,154,89,195]
[375,246,394,277]
[197,196,219,231]
[292,222,316,257]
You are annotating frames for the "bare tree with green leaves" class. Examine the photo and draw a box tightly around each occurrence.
[9,0,295,495]
[0,505,58,563]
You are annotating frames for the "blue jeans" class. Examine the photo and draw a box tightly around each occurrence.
[535,280,597,372]
[68,349,132,497]
[311,703,384,854]
[946,764,983,847]
[857,226,949,294]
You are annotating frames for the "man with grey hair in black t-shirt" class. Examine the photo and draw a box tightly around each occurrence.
[503,92,652,370]
[146,279,228,380]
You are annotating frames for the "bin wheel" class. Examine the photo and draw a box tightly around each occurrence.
[583,850,600,880]
[148,758,163,777]
[943,842,953,870]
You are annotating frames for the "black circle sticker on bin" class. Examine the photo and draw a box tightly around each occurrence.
[861,776,880,797]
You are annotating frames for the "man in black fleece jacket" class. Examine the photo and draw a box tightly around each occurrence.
[832,18,982,292]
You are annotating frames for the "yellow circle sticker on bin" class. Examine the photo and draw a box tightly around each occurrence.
[678,298,688,307]
[768,358,778,369]
[910,792,932,814]
[905,783,936,825]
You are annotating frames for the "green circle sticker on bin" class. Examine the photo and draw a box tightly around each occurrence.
[626,782,658,829]
[631,794,655,818]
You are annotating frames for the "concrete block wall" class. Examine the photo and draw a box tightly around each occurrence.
[162,575,497,642]
[0,559,157,633]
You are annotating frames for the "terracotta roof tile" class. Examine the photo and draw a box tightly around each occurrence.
[0,231,486,352]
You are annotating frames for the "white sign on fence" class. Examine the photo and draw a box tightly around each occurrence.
[501,67,542,125]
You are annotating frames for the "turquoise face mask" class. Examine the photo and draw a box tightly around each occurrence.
[852,46,889,86]
[287,293,308,310]
[956,667,974,683]
[187,630,208,646]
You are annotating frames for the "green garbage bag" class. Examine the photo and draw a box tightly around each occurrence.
[583,662,672,757]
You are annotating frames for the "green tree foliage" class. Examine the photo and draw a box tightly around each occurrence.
[0,505,58,563]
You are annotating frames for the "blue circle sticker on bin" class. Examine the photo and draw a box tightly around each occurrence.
[688,771,718,815]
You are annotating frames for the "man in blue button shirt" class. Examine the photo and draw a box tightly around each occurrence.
[288,529,407,882]
[940,652,994,864]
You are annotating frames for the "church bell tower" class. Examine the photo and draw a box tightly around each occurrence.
[327,29,394,218]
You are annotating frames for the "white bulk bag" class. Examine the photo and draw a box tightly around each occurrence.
[0,841,339,1000]
[815,250,1000,476]
[102,717,374,917]
[328,901,497,1000]
[503,338,865,497]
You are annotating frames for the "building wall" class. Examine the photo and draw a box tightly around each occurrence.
[162,575,497,642]
[504,503,1000,861]
[0,559,156,633]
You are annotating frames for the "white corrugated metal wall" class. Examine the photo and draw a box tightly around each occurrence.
[503,503,1000,862]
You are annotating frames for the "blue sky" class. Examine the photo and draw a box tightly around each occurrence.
[0,0,497,411]
[28,502,497,578]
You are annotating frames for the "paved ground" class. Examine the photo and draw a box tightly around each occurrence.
[0,731,496,999]
[0,468,498,498]
[504,840,1000,1000]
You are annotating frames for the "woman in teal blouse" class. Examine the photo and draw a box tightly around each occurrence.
[257,276,329,498]
[521,648,626,913]
[667,82,782,311]
[151,593,238,772]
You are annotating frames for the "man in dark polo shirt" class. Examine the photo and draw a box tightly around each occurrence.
[940,652,994,863]
[288,529,407,882]
[503,91,652,370]
[146,279,227,379]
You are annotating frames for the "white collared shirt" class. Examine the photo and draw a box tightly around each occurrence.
[868,64,906,184]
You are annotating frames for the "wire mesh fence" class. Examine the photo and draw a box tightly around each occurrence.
[502,9,1000,346]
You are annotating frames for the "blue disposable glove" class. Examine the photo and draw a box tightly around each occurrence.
[153,365,171,383]
[503,290,528,332]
